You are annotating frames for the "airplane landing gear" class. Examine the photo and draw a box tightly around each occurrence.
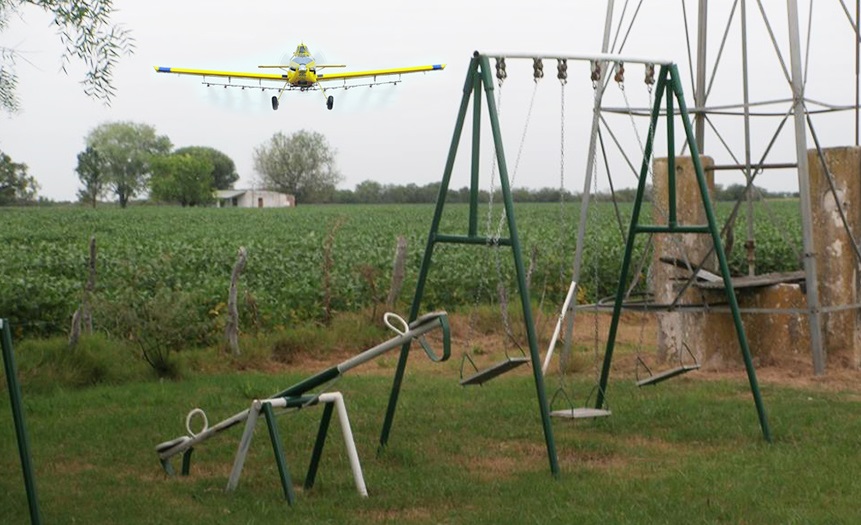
[271,96,279,111]
[327,95,334,110]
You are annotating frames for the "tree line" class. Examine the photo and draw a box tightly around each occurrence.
[1,124,340,207]
[0,118,797,207]
[325,181,796,205]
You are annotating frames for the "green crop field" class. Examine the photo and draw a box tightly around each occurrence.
[0,201,802,340]
[5,200,858,525]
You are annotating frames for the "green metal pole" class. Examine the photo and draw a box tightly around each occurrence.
[379,54,481,450]
[469,68,482,237]
[305,403,335,490]
[478,55,559,477]
[262,402,296,505]
[668,64,772,442]
[1,319,42,525]
[596,66,669,409]
[667,83,677,228]
[180,449,193,476]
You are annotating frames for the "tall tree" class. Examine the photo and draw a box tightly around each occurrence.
[75,146,105,207]
[85,121,171,207]
[0,150,38,204]
[253,130,342,203]
[149,153,214,207]
[354,180,384,203]
[0,0,134,112]
[174,146,239,190]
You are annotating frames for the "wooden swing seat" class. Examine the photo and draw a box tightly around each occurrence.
[550,407,612,419]
[636,363,700,387]
[459,357,530,386]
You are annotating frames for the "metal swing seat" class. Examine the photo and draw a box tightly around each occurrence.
[456,59,536,389]
[549,384,611,419]
[635,341,700,387]
[459,350,530,386]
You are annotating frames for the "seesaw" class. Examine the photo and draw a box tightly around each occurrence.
[154,311,450,505]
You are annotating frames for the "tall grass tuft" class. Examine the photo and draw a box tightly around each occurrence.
[10,333,148,392]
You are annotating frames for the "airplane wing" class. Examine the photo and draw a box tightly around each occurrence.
[153,66,288,82]
[154,64,445,82]
[317,64,445,82]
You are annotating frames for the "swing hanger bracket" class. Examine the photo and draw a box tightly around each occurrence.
[479,52,673,67]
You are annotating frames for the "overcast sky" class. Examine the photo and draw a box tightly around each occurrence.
[2,1,859,202]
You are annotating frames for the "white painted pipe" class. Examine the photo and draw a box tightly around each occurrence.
[542,281,577,376]
[319,392,367,497]
[157,408,251,460]
[185,408,209,437]
[336,311,446,373]
[232,394,367,498]
[226,400,262,492]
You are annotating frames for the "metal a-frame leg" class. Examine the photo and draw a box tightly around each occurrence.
[262,402,297,505]
[378,53,559,476]
[594,64,772,442]
[305,403,334,490]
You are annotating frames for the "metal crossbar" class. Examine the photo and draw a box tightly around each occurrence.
[481,52,673,66]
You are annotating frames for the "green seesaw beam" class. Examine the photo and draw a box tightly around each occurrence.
[155,311,450,475]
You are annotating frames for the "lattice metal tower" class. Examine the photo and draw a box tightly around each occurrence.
[575,1,861,375]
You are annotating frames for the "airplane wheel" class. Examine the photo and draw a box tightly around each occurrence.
[327,95,334,110]
[271,96,279,111]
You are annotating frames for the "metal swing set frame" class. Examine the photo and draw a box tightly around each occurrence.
[381,52,774,483]
[583,56,773,442]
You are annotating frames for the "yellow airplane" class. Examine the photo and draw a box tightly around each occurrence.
[155,43,445,111]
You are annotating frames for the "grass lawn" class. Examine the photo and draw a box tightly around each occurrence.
[2,350,860,524]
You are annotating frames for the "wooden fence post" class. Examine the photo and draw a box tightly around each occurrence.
[226,247,247,356]
[69,235,96,348]
[386,236,408,309]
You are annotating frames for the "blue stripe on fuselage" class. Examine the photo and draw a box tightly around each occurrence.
[433,64,443,70]
[157,67,171,72]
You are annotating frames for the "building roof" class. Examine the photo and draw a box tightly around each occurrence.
[215,189,292,198]
[215,189,247,199]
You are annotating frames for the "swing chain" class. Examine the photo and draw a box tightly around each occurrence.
[590,60,602,88]
[644,62,656,93]
[495,57,507,86]
[532,58,544,82]
[559,75,567,287]
[492,79,539,243]
[556,58,568,84]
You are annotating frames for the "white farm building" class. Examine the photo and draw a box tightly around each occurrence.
[215,189,296,208]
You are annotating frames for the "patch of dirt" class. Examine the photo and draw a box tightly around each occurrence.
[463,440,546,482]
[362,507,437,523]
[249,310,861,392]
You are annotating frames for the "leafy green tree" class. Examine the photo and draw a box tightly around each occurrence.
[85,121,172,207]
[354,180,383,203]
[253,130,342,203]
[714,183,764,202]
[0,150,38,204]
[149,154,215,207]
[75,146,106,207]
[174,146,238,190]
[0,0,134,112]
